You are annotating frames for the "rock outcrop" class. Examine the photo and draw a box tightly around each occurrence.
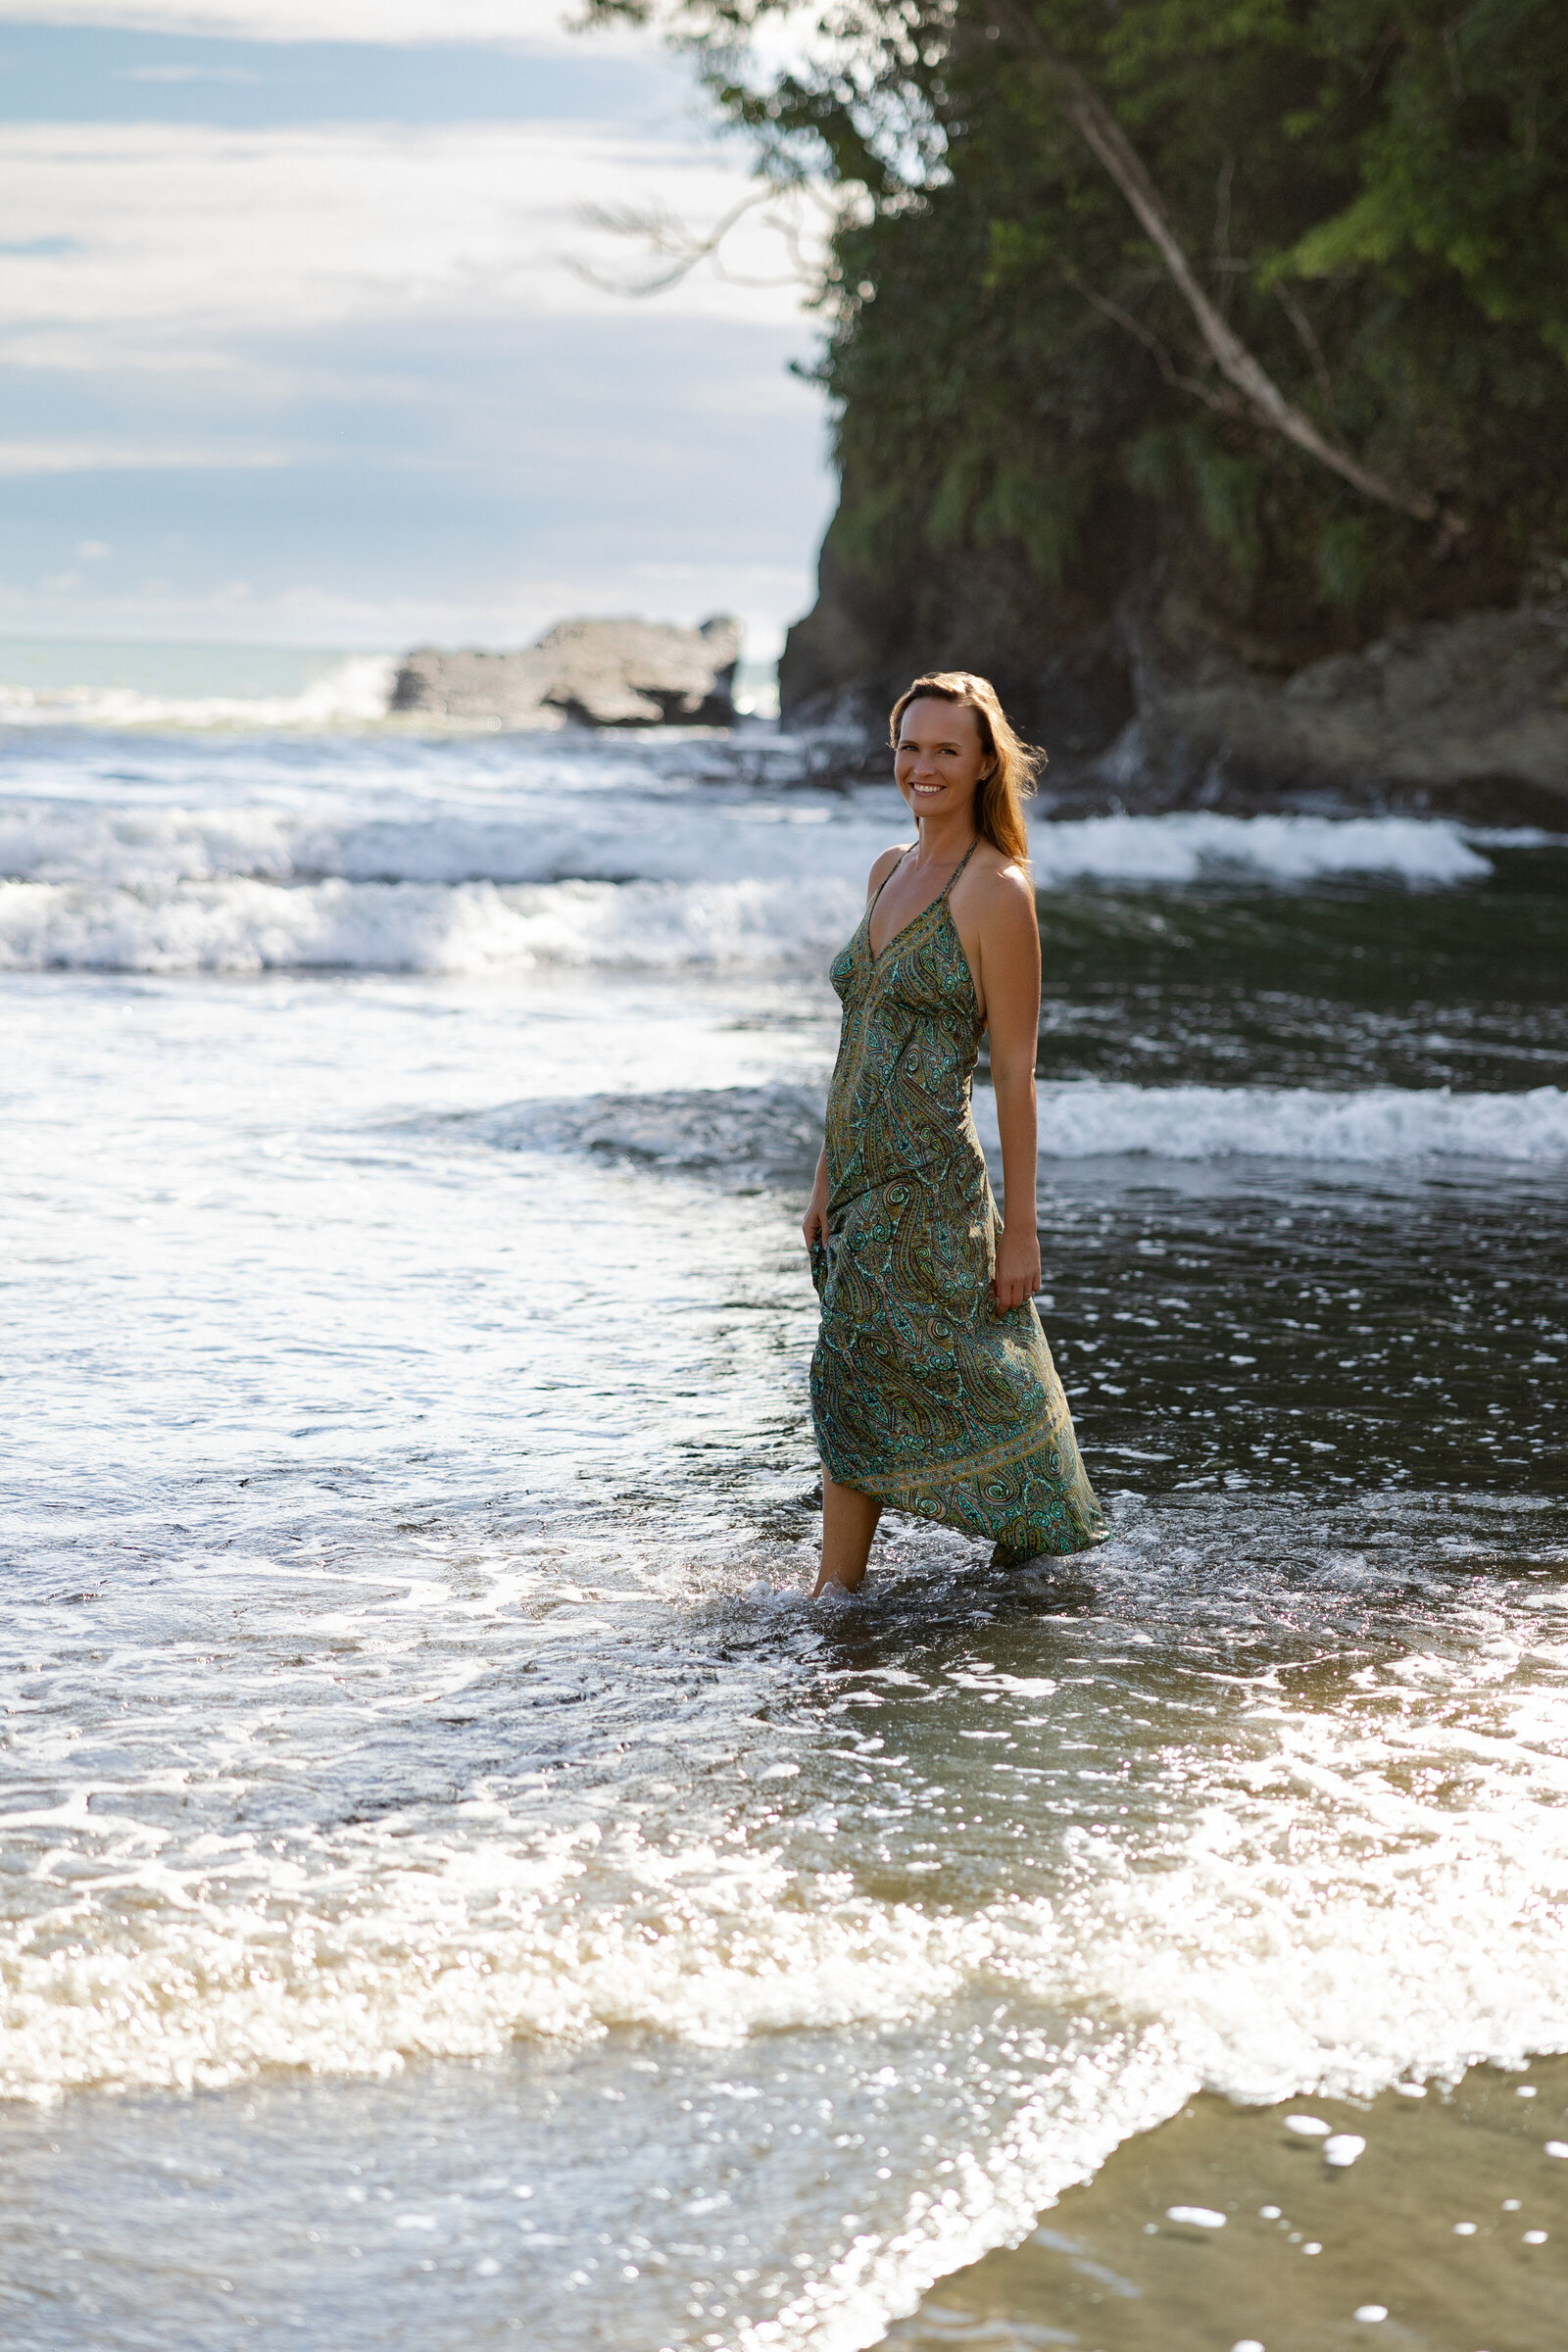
[392,615,741,728]
[1124,604,1568,822]
[782,564,1568,823]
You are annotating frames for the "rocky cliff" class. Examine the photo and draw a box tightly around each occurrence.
[781,551,1568,824]
[393,615,741,728]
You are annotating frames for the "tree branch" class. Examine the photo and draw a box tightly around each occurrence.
[568,184,809,296]
[1273,280,1335,409]
[987,0,1450,526]
[1066,272,1243,417]
[567,177,856,299]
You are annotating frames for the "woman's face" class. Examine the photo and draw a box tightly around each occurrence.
[894,698,991,825]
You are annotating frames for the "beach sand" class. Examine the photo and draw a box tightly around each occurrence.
[889,2057,1568,2352]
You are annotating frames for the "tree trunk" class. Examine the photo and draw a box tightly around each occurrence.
[988,1,1445,525]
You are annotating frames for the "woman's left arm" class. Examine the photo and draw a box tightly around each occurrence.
[980,870,1043,1311]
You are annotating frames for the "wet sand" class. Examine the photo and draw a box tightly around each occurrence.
[888,2057,1568,2352]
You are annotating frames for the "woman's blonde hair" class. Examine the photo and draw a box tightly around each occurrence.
[888,671,1042,864]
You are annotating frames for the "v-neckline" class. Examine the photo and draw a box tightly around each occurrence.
[865,841,977,965]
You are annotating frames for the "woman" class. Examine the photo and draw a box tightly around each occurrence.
[803,671,1105,1594]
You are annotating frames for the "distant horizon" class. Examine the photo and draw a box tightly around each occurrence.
[0,626,783,720]
[0,624,789,665]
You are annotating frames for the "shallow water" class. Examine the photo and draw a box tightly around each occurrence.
[883,2056,1568,2350]
[2,720,1566,2350]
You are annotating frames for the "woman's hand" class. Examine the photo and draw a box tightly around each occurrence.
[994,1222,1041,1312]
[803,1151,829,1250]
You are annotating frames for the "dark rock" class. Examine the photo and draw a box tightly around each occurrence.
[1109,603,1568,824]
[783,564,1568,823]
[392,615,740,729]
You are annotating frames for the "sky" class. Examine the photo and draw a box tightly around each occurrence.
[0,1,836,657]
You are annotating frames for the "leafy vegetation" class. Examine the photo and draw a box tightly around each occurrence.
[590,0,1568,662]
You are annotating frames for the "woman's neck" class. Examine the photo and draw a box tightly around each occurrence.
[912,808,979,866]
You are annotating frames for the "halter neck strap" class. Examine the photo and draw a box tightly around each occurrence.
[940,837,981,896]
[871,834,981,913]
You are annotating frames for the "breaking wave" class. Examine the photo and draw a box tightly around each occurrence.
[0,795,1502,895]
[458,1077,1568,1179]
[1028,810,1494,887]
[0,801,1517,977]
[0,655,398,732]
[1011,1079,1568,1163]
[0,875,866,974]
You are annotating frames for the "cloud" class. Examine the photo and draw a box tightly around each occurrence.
[0,436,290,472]
[0,558,819,654]
[0,331,243,372]
[0,19,834,652]
[0,2,639,52]
[0,303,831,649]
[0,121,811,350]
[116,61,261,79]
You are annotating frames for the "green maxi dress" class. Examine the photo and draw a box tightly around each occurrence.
[809,844,1106,1561]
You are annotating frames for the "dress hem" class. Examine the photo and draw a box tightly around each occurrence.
[816,1454,1106,1557]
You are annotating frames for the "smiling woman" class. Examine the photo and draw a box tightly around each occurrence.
[804,670,1105,1592]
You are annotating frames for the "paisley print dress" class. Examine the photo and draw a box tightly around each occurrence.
[809,846,1105,1561]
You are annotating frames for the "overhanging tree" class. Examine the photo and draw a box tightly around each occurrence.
[585,0,1568,632]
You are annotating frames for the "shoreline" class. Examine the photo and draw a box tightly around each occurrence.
[886,2054,1568,2351]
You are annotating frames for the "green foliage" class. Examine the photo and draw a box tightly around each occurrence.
[587,0,1568,626]
[1314,513,1379,611]
[928,446,993,549]
[976,461,1100,585]
[926,444,1097,584]
[1189,443,1267,583]
[1280,4,1568,360]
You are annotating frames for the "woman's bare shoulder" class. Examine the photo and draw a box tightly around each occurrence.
[967,846,1036,925]
[866,842,914,901]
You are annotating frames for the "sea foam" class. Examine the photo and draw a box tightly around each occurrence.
[0,875,867,973]
[1008,1079,1568,1164]
[1028,810,1494,887]
[0,654,397,732]
[0,794,1502,899]
[482,1078,1568,1176]
[0,814,1508,975]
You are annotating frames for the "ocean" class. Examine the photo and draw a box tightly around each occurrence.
[2,643,1565,2351]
